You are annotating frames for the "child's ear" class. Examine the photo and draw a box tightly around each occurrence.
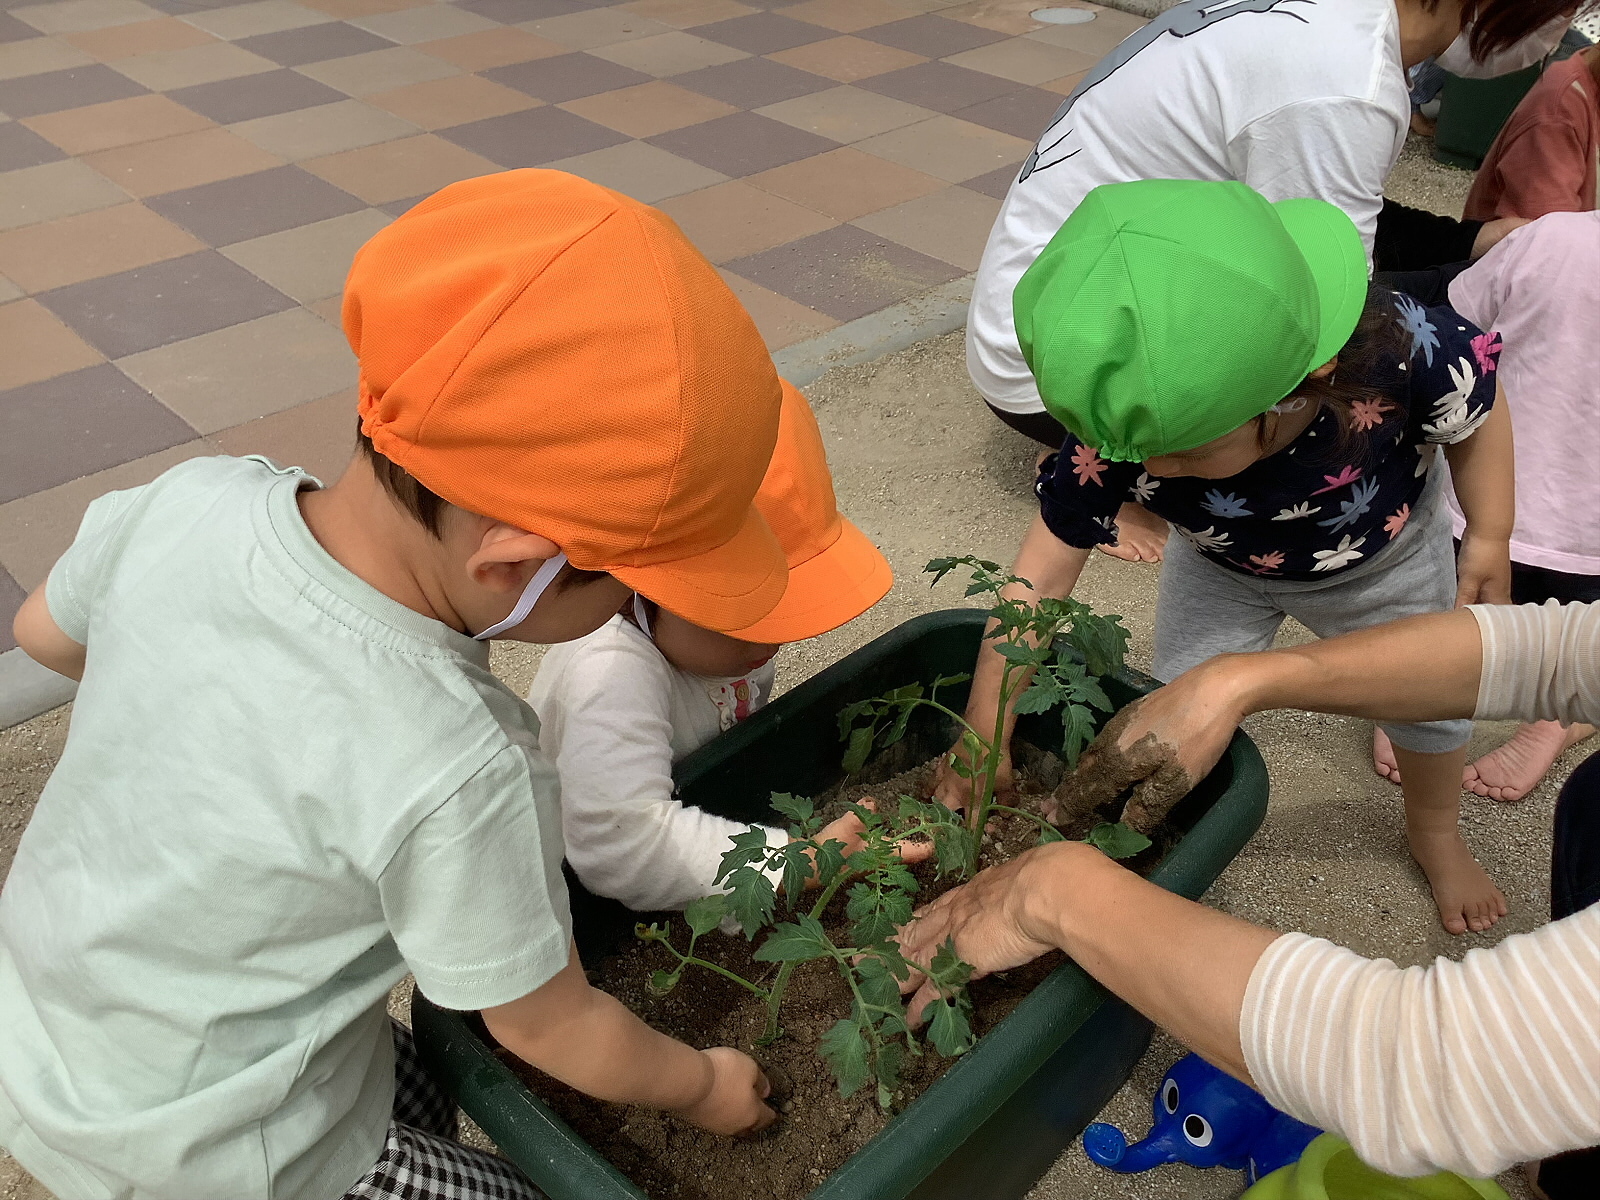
[465,522,562,594]
[1308,356,1338,380]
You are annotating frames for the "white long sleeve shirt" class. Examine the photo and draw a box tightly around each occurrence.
[1241,601,1600,1178]
[527,616,786,913]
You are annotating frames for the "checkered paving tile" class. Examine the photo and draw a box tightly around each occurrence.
[0,0,1144,645]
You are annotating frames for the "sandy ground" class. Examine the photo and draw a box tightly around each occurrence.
[0,138,1578,1200]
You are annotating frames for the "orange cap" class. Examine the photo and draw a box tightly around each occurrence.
[722,382,892,643]
[344,169,786,632]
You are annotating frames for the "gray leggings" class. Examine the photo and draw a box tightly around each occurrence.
[1152,467,1472,755]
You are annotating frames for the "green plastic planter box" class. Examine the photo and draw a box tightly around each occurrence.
[412,609,1269,1200]
[1433,66,1541,170]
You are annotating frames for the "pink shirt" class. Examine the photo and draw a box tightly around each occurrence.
[1446,212,1600,574]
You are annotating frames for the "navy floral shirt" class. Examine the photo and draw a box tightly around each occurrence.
[1037,293,1501,581]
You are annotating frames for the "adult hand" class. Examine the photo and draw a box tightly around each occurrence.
[1454,533,1512,607]
[672,1048,775,1136]
[1470,216,1530,260]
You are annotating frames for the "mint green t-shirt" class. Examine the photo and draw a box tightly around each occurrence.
[0,456,572,1200]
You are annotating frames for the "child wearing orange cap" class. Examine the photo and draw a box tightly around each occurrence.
[530,384,902,912]
[2,171,791,1200]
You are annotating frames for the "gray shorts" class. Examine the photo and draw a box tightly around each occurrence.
[1152,465,1472,755]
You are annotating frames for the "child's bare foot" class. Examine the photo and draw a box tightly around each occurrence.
[1407,827,1507,934]
[1373,728,1402,784]
[1409,110,1437,138]
[1098,502,1168,563]
[1464,721,1595,802]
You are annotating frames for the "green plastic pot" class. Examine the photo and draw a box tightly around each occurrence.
[411,608,1270,1200]
[1432,66,1541,170]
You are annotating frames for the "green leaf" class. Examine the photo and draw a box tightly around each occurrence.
[847,884,914,949]
[1084,821,1153,860]
[752,914,834,964]
[854,953,903,1013]
[926,996,975,1057]
[837,698,873,740]
[933,823,976,876]
[1061,702,1099,770]
[843,723,876,774]
[684,893,729,937]
[930,672,971,691]
[819,1018,870,1098]
[715,827,776,885]
[779,841,813,905]
[1013,676,1065,714]
[1034,823,1067,846]
[872,1038,905,1102]
[648,970,680,995]
[994,642,1050,666]
[810,837,848,894]
[883,698,918,747]
[722,865,776,938]
[769,793,814,825]
[927,937,974,992]
[635,922,664,942]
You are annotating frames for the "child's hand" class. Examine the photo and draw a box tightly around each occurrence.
[1455,533,1512,606]
[804,804,934,887]
[671,1047,776,1136]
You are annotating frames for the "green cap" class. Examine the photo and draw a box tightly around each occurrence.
[1013,179,1367,463]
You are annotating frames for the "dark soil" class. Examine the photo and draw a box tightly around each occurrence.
[495,748,1170,1200]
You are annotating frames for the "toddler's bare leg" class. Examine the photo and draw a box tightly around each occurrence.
[1395,742,1506,935]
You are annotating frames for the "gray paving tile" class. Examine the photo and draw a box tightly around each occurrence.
[379,193,427,217]
[855,60,1018,113]
[859,15,1008,59]
[439,105,626,167]
[0,121,64,170]
[723,223,960,322]
[952,85,1064,141]
[0,63,147,118]
[168,67,347,122]
[672,55,830,108]
[0,12,38,42]
[37,249,295,358]
[691,13,828,55]
[0,362,196,504]
[0,565,23,652]
[483,51,652,103]
[236,20,394,66]
[458,0,580,22]
[647,109,836,177]
[963,161,1020,201]
[144,163,365,245]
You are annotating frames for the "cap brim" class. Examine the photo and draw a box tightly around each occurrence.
[611,506,788,633]
[721,519,892,644]
[1273,197,1368,370]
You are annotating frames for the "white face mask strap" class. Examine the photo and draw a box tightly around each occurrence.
[473,552,568,641]
[632,593,653,638]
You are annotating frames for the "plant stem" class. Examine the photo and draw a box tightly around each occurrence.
[988,803,1061,839]
[760,867,854,1042]
[656,937,772,1000]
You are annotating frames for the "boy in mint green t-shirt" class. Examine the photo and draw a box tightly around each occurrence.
[0,171,788,1200]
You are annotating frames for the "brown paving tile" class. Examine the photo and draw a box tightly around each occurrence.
[0,159,128,232]
[0,62,146,116]
[1038,68,1086,96]
[940,0,1049,36]
[558,79,735,139]
[230,97,418,159]
[781,0,906,34]
[756,85,931,143]
[671,55,830,108]
[116,307,355,433]
[12,1,163,37]
[1026,6,1146,59]
[951,84,1063,139]
[219,206,388,302]
[723,222,960,322]
[0,440,215,591]
[944,34,1092,85]
[37,249,296,357]
[0,297,103,389]
[483,51,652,104]
[0,120,62,169]
[295,45,459,95]
[516,9,673,52]
[235,20,392,66]
[655,179,834,263]
[854,59,1016,113]
[21,92,213,155]
[716,266,836,350]
[439,104,626,167]
[746,145,942,220]
[62,15,215,59]
[112,40,277,89]
[168,66,347,122]
[853,113,1029,182]
[588,30,747,76]
[620,0,753,27]
[83,125,282,196]
[367,73,535,130]
[692,12,827,55]
[765,34,924,83]
[308,293,344,323]
[851,182,997,270]
[209,386,357,483]
[648,110,836,177]
[144,163,366,244]
[299,0,433,16]
[545,139,726,204]
[348,5,498,44]
[0,36,92,81]
[859,13,1007,58]
[182,2,336,41]
[0,565,25,653]
[961,160,1018,199]
[300,132,498,204]
[416,27,566,70]
[0,273,22,303]
[0,364,198,509]
[0,201,203,292]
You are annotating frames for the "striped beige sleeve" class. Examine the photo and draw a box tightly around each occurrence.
[1469,600,1600,726]
[1240,910,1600,1179]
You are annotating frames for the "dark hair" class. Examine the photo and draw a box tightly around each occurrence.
[1447,0,1593,60]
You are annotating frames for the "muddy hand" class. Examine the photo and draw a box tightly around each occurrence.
[674,1047,776,1136]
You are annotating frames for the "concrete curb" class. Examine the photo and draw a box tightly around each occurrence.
[1,647,76,732]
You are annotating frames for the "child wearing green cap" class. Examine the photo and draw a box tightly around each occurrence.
[938,179,1516,938]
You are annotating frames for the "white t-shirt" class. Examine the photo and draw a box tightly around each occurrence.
[528,616,787,914]
[0,457,572,1200]
[969,0,1410,414]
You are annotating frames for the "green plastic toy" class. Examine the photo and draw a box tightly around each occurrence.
[1245,1134,1510,1200]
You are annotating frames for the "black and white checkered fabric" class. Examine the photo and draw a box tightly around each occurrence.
[342,1022,545,1200]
